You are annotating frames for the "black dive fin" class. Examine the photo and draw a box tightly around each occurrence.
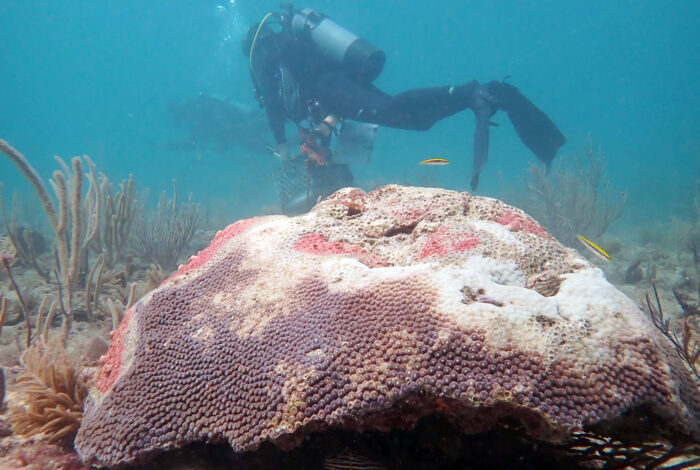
[471,112,491,190]
[487,81,566,166]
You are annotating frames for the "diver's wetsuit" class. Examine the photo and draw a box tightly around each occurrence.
[250,29,566,190]
[251,31,481,146]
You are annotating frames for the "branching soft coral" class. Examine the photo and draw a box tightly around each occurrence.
[521,139,626,247]
[8,341,89,447]
[642,283,700,384]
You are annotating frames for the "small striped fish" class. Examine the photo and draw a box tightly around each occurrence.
[577,235,612,261]
[419,158,449,165]
[323,449,387,470]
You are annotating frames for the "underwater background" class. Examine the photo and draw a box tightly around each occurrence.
[1,0,698,228]
[1,2,700,468]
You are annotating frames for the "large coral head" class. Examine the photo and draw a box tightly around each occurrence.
[76,185,700,467]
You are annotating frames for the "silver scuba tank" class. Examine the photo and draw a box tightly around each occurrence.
[291,8,385,84]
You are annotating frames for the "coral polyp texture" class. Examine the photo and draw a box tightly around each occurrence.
[75,185,700,467]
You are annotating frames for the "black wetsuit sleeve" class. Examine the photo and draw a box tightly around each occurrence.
[251,36,287,144]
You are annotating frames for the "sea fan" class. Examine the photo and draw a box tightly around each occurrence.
[8,341,89,447]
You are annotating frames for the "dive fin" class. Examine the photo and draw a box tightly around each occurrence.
[486,81,566,166]
[471,111,491,190]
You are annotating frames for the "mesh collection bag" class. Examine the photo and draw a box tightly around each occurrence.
[273,158,353,215]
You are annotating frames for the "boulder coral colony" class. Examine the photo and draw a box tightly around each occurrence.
[75,185,699,467]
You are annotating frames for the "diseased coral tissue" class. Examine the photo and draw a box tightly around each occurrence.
[74,185,700,468]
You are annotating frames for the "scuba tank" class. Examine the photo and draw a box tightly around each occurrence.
[288,7,385,84]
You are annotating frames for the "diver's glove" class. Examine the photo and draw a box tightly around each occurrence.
[312,115,338,145]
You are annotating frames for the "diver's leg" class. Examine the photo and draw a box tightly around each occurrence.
[314,72,497,190]
[377,81,484,130]
[313,72,483,130]
[311,72,394,123]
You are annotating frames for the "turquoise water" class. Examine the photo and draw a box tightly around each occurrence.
[1,0,698,228]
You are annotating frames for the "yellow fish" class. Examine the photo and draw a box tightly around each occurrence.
[419,158,449,165]
[577,235,612,261]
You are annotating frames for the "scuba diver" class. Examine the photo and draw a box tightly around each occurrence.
[243,5,566,213]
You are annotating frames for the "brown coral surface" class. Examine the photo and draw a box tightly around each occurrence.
[75,185,700,467]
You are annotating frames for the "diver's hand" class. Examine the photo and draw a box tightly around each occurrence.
[312,115,338,144]
[277,143,290,162]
